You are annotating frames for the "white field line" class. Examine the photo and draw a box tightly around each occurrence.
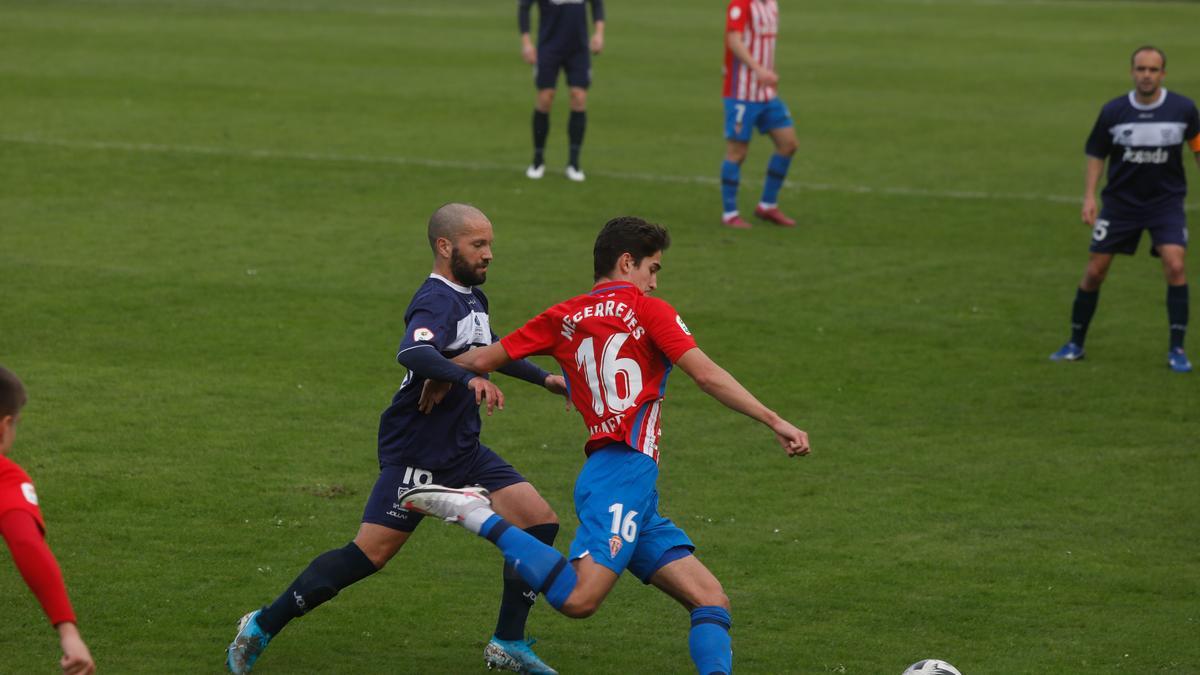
[3,133,1196,212]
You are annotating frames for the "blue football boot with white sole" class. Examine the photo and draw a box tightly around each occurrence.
[1049,342,1085,362]
[226,609,273,674]
[1168,347,1193,373]
[485,636,558,675]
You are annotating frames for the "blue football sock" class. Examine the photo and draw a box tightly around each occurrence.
[760,153,792,206]
[688,605,732,675]
[480,515,577,611]
[720,160,741,214]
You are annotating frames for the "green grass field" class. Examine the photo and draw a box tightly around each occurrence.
[2,0,1199,672]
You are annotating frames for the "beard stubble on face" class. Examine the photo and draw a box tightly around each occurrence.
[451,247,488,286]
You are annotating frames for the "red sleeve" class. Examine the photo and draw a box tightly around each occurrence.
[500,307,562,361]
[640,297,698,363]
[726,0,750,32]
[0,509,77,626]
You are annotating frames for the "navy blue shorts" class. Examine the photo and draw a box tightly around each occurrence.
[535,48,590,90]
[361,445,526,532]
[1090,208,1188,256]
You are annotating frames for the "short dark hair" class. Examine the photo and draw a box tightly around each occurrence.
[1131,45,1166,69]
[593,216,670,281]
[0,366,27,418]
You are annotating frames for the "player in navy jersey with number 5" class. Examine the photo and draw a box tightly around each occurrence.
[520,0,605,183]
[226,204,568,674]
[401,216,810,675]
[1051,46,1200,372]
[720,0,799,229]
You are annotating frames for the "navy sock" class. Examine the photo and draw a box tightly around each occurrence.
[688,605,733,675]
[257,542,377,635]
[1070,287,1100,347]
[720,160,741,214]
[479,515,577,611]
[494,523,559,640]
[760,153,792,206]
[532,109,549,167]
[568,110,586,169]
[1168,283,1188,349]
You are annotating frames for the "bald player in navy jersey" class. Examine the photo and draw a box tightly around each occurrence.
[520,0,605,183]
[1051,46,1200,372]
[227,204,568,674]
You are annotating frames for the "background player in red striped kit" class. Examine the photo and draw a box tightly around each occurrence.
[720,0,800,229]
[402,216,810,675]
[0,366,96,675]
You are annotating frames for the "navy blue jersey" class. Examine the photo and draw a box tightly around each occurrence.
[1085,89,1200,217]
[377,275,498,469]
[519,0,604,53]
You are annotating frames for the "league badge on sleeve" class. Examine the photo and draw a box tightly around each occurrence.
[675,315,692,335]
[21,482,39,506]
[413,327,435,342]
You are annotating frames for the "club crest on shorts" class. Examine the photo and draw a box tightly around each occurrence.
[609,535,623,558]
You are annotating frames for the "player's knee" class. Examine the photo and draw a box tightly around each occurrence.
[777,138,798,156]
[559,595,602,618]
[1163,262,1187,284]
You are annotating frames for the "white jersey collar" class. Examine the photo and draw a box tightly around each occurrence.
[1128,88,1167,111]
[429,272,473,294]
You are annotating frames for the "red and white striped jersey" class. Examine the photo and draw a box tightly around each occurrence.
[723,0,778,102]
[500,281,697,463]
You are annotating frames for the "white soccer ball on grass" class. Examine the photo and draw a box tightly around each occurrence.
[902,659,962,675]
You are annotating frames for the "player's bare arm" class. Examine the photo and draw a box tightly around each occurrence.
[1081,155,1105,225]
[726,31,778,87]
[56,622,95,675]
[674,347,810,456]
[451,341,514,375]
[590,20,605,54]
[520,32,536,64]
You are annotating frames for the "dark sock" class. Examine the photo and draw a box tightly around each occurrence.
[1070,287,1100,347]
[257,542,378,635]
[494,523,559,641]
[1167,283,1188,349]
[532,109,549,167]
[568,110,586,168]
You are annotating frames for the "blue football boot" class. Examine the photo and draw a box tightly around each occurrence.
[226,609,273,674]
[484,636,558,675]
[1168,347,1193,373]
[1049,342,1085,361]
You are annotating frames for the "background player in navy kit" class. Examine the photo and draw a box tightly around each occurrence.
[226,204,568,675]
[1051,46,1200,372]
[401,217,810,675]
[520,0,604,183]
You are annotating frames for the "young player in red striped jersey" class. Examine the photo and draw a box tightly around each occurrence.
[0,366,95,675]
[720,0,800,229]
[402,216,811,675]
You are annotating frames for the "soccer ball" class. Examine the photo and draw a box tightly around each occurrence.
[902,659,962,675]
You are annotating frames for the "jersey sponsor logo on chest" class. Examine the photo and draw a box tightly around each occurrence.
[1122,147,1170,164]
[560,300,645,341]
[1110,121,1187,147]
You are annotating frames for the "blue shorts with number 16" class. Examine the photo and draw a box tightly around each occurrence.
[567,444,694,583]
[724,97,793,142]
